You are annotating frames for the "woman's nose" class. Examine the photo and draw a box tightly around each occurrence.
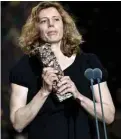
[48,19,54,27]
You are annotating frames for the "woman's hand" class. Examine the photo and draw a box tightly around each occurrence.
[57,76,81,99]
[41,67,59,95]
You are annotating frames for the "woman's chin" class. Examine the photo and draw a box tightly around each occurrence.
[46,39,61,44]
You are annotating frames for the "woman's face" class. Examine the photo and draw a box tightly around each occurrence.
[38,7,63,43]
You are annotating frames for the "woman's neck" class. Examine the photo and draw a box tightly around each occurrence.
[50,41,76,71]
[51,41,65,59]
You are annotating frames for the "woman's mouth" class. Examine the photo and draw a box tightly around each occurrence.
[47,31,57,36]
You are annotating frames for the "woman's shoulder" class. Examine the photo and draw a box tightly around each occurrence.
[78,52,99,63]
[78,51,103,67]
[79,52,108,81]
[79,52,97,58]
[10,54,31,72]
[11,54,41,72]
[9,54,41,87]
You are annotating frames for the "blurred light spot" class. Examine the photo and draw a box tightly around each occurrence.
[9,1,20,7]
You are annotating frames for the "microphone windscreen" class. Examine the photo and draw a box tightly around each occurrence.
[84,68,93,80]
[93,68,102,80]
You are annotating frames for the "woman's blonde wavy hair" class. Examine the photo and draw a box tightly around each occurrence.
[19,1,83,57]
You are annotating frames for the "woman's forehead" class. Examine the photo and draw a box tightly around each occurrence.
[38,7,61,19]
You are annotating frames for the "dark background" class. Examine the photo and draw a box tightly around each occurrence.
[1,1,121,139]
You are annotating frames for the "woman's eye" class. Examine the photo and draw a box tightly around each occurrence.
[54,18,60,21]
[40,20,47,24]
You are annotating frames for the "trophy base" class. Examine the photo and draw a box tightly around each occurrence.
[56,92,73,102]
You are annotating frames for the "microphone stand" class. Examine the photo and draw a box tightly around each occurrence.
[97,78,108,139]
[90,78,100,139]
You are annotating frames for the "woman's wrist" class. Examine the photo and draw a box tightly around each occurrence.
[39,87,50,98]
[74,91,84,103]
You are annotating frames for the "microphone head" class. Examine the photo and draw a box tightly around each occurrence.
[84,68,94,80]
[93,68,102,80]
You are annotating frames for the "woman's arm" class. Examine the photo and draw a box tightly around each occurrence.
[10,83,49,133]
[76,81,115,124]
[10,67,58,132]
[57,76,115,124]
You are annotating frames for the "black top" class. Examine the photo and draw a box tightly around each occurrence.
[9,52,107,139]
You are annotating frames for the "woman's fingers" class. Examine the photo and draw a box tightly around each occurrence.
[42,67,59,87]
[44,74,59,85]
[42,67,58,76]
[57,83,71,93]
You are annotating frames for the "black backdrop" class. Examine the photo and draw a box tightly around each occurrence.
[1,1,121,139]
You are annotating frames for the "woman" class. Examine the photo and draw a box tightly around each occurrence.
[9,2,115,139]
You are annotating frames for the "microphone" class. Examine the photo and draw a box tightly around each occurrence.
[93,68,102,82]
[84,68,94,81]
[84,68,100,139]
[93,68,108,139]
